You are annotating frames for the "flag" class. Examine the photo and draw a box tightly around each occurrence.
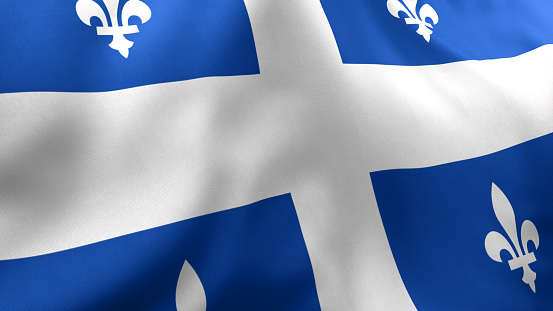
[1,0,552,310]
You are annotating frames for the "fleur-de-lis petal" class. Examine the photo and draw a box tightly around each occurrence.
[76,0,108,28]
[122,0,152,27]
[103,0,120,28]
[521,220,539,255]
[485,230,516,263]
[485,183,539,293]
[417,4,438,42]
[490,183,523,257]
[176,261,206,311]
[387,0,415,20]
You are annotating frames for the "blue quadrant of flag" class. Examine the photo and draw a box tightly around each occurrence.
[0,194,321,311]
[320,0,553,65]
[371,133,553,310]
[0,0,259,93]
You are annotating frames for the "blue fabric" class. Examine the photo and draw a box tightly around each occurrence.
[371,133,553,310]
[0,194,320,311]
[320,0,553,65]
[0,0,259,93]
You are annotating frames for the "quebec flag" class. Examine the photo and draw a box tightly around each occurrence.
[2,0,553,310]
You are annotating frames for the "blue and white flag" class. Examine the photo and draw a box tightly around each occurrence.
[1,0,553,310]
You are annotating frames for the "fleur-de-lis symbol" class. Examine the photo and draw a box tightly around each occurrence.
[176,260,206,311]
[485,183,539,292]
[387,0,438,42]
[76,0,151,58]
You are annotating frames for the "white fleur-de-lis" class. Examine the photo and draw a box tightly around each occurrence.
[387,0,438,42]
[76,0,151,58]
[485,183,539,292]
[176,260,206,311]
